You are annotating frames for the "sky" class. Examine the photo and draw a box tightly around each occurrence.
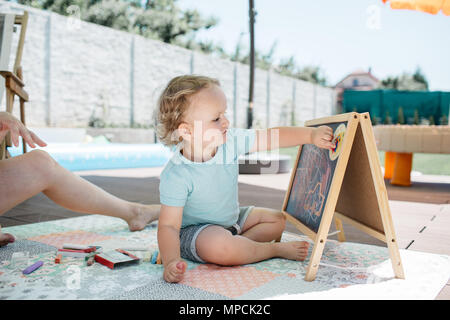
[178,0,450,91]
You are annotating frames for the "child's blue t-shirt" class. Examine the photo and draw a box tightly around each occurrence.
[159,128,256,228]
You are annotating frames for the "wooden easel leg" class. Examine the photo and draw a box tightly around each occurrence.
[334,217,346,242]
[303,214,345,281]
[385,234,405,279]
[381,210,405,279]
[304,239,326,281]
[359,113,405,280]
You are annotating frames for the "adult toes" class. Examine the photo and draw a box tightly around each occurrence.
[0,233,15,247]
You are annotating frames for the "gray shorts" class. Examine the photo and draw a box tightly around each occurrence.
[179,206,254,263]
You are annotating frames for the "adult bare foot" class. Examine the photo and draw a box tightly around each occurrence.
[276,241,310,261]
[0,226,15,247]
[126,204,161,232]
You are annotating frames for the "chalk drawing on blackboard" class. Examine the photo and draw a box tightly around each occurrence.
[329,123,346,161]
[285,144,334,233]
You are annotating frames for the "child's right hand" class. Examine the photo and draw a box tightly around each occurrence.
[311,125,335,150]
[163,259,187,283]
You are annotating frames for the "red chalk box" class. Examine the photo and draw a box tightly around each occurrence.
[94,249,140,269]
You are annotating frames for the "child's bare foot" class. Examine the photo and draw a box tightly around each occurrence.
[126,204,161,231]
[0,226,15,247]
[276,241,310,261]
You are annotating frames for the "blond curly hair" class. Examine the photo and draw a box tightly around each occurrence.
[156,75,220,146]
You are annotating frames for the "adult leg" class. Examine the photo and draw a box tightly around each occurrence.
[195,225,309,266]
[0,150,160,231]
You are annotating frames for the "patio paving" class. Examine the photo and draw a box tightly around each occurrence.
[1,166,449,299]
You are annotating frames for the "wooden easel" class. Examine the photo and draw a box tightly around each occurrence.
[282,112,405,281]
[0,11,29,160]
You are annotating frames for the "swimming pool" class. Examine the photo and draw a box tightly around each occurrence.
[8,142,173,171]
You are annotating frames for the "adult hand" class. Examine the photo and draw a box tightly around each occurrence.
[0,111,47,148]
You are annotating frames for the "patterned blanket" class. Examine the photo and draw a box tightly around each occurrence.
[1,215,449,300]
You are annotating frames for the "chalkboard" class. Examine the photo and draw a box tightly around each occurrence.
[281,113,404,281]
[284,121,347,233]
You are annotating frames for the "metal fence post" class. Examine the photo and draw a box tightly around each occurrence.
[45,13,52,126]
[233,63,237,127]
[129,36,135,127]
[266,68,271,128]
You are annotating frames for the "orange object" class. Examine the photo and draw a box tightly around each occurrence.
[384,151,396,179]
[55,254,62,264]
[156,251,162,265]
[390,152,413,186]
[382,0,450,16]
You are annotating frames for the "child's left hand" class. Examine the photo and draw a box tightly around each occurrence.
[311,126,335,150]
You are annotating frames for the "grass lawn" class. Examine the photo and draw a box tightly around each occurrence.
[276,147,450,176]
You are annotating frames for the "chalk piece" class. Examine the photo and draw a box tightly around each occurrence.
[329,124,346,161]
[86,256,95,266]
[156,252,162,265]
[22,261,43,275]
[119,246,150,251]
[55,254,62,264]
[151,251,158,264]
[63,243,90,250]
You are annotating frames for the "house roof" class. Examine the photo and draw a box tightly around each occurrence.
[335,69,380,88]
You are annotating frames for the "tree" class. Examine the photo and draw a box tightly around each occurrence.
[295,65,327,86]
[380,76,398,90]
[397,106,405,124]
[381,66,429,91]
[15,0,218,45]
[275,56,296,76]
[231,39,277,71]
[412,67,429,90]
[413,109,420,125]
[14,0,330,86]
[83,0,134,32]
[17,0,93,14]
[133,0,217,44]
[274,56,328,85]
[429,115,435,125]
[372,116,378,126]
[384,110,392,124]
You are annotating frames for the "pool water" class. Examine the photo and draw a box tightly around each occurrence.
[8,142,173,171]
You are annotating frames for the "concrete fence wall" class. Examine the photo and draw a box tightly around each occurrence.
[1,2,337,130]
